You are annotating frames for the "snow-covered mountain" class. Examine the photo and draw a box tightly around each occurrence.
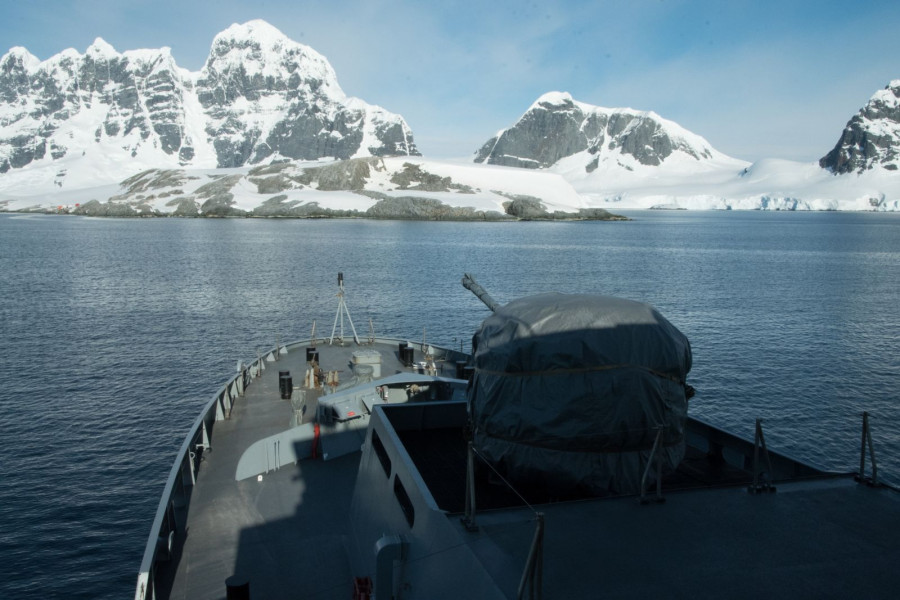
[472,90,900,211]
[819,80,900,173]
[4,36,900,214]
[0,20,418,189]
[474,91,731,171]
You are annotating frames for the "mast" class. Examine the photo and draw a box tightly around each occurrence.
[330,272,360,345]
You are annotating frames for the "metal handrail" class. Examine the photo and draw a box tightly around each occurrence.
[858,411,878,486]
[134,363,251,600]
[135,336,469,600]
[748,418,776,494]
[639,426,666,504]
[517,513,545,600]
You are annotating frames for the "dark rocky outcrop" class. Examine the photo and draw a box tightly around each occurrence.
[474,92,715,170]
[165,197,201,216]
[356,190,624,221]
[307,158,378,191]
[360,192,507,221]
[250,196,358,218]
[499,193,626,221]
[389,162,474,193]
[501,195,549,219]
[73,199,141,217]
[194,175,244,216]
[115,169,197,197]
[820,81,900,173]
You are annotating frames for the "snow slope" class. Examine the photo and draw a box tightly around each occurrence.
[564,157,900,211]
[0,157,589,216]
[4,151,900,214]
[478,90,900,211]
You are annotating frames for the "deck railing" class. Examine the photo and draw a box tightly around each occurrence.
[134,337,466,600]
[133,356,257,600]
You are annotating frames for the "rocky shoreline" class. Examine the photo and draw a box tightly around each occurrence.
[0,159,628,221]
[3,196,627,221]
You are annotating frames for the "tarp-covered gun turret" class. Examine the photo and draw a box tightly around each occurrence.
[463,277,694,496]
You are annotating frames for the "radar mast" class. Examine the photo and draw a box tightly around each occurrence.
[329,272,360,345]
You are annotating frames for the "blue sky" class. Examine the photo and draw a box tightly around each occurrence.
[3,0,900,162]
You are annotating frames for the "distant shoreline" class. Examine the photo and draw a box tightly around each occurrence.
[0,208,630,222]
[0,191,629,221]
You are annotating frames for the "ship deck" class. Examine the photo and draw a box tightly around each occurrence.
[449,473,900,599]
[378,403,900,599]
[155,337,453,600]
[152,337,900,600]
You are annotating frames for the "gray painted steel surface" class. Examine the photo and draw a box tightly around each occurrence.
[138,327,900,600]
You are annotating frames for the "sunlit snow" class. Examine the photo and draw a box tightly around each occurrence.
[2,21,900,213]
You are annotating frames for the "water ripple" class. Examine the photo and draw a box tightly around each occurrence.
[1,211,899,598]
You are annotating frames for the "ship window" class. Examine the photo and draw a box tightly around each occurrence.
[372,431,391,478]
[393,478,415,528]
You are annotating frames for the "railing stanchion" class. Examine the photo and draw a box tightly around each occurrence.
[748,418,776,494]
[462,440,478,531]
[857,411,878,486]
[639,426,666,504]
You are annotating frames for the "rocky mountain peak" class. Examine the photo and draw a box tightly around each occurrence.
[531,91,578,111]
[200,20,343,105]
[820,80,900,173]
[474,91,721,171]
[0,48,39,102]
[214,19,292,46]
[86,37,118,57]
[0,20,418,180]
[208,20,303,70]
[2,47,40,71]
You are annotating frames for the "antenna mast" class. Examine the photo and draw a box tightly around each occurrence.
[329,272,360,345]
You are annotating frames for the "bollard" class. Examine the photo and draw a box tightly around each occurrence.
[225,574,250,600]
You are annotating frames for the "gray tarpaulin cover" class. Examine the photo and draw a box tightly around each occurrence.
[469,293,692,495]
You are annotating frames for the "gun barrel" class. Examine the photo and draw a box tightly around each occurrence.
[461,273,500,312]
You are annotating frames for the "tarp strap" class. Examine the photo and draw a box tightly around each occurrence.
[474,363,684,385]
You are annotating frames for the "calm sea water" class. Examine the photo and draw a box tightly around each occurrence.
[1,211,899,598]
